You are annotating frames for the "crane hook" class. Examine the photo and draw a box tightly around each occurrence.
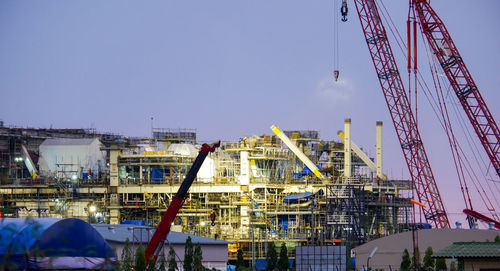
[341,0,348,22]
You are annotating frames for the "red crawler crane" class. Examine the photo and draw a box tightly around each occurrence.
[413,0,500,228]
[352,0,450,228]
[145,142,220,264]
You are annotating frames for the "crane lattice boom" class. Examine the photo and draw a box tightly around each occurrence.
[413,0,500,177]
[353,0,450,228]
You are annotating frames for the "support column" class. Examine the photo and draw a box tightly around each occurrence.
[240,151,249,185]
[376,121,383,179]
[139,158,143,184]
[344,119,351,178]
[109,147,120,224]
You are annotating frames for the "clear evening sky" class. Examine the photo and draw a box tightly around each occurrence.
[1,0,499,224]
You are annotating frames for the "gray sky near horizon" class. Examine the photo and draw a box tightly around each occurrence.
[1,0,500,225]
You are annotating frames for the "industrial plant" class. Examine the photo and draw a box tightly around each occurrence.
[2,0,500,270]
[0,120,413,262]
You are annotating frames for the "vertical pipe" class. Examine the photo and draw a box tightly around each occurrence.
[376,121,383,179]
[344,119,352,178]
[147,166,150,185]
[109,148,120,224]
[169,166,173,185]
[407,20,411,73]
[413,20,418,74]
[139,158,143,184]
[37,188,40,218]
[413,20,418,125]
[251,199,255,271]
[240,151,249,185]
[178,165,181,184]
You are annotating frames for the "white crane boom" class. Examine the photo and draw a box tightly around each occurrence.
[270,125,326,183]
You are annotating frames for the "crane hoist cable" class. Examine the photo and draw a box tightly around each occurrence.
[333,0,348,81]
[407,1,418,125]
[333,0,340,81]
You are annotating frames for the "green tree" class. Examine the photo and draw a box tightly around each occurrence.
[135,245,146,271]
[114,260,122,271]
[236,248,245,271]
[184,236,194,271]
[157,249,167,271]
[266,242,277,271]
[400,248,411,271]
[435,259,447,271]
[167,245,177,271]
[495,235,500,242]
[113,246,122,271]
[146,257,156,271]
[449,261,456,271]
[278,243,289,271]
[193,243,203,271]
[423,247,434,271]
[121,238,133,271]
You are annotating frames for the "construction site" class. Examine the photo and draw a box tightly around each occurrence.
[1,0,500,270]
[0,121,414,261]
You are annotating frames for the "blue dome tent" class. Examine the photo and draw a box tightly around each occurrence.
[0,218,115,270]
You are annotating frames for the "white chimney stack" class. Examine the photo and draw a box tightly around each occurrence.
[344,119,351,178]
[376,121,383,179]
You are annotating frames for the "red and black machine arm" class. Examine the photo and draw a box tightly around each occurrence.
[463,209,500,230]
[145,141,220,263]
[413,0,500,228]
[413,0,500,177]
[352,0,450,228]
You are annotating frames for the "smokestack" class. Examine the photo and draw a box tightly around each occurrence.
[376,121,383,179]
[344,119,351,178]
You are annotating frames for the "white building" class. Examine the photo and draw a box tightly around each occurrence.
[38,138,105,178]
[93,224,230,271]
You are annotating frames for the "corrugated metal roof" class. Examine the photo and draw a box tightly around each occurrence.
[40,138,101,146]
[433,242,500,258]
[92,224,231,245]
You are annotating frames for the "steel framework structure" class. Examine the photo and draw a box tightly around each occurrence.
[326,179,366,245]
[352,0,450,228]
